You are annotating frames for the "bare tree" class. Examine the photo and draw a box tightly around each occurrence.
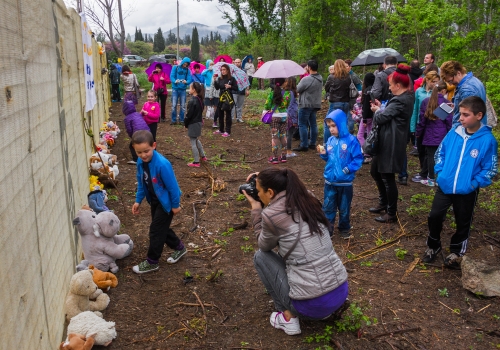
[83,0,129,57]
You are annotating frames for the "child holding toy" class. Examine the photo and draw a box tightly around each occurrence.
[141,90,161,141]
[123,101,150,165]
[184,82,207,167]
[318,109,363,239]
[131,130,186,273]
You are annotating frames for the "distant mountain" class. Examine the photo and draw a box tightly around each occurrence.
[163,22,232,41]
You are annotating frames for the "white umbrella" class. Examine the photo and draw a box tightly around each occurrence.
[253,60,305,79]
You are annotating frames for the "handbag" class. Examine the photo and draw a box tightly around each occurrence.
[157,87,165,95]
[349,76,359,99]
[261,106,278,124]
[219,90,234,111]
[363,121,379,156]
[133,74,141,99]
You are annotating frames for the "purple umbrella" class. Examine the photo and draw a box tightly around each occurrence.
[253,60,305,79]
[214,55,233,64]
[190,61,206,74]
[144,62,173,77]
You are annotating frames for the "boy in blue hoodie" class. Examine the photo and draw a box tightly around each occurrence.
[131,130,186,273]
[318,109,363,239]
[170,57,193,124]
[423,96,498,268]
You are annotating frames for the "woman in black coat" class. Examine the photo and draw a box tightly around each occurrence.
[368,64,415,223]
[213,64,238,137]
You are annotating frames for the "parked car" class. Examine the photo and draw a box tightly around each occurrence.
[122,55,146,67]
[148,54,179,64]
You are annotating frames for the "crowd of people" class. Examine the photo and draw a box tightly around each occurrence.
[112,52,497,337]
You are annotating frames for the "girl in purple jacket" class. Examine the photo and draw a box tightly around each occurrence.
[415,81,453,186]
[123,101,150,164]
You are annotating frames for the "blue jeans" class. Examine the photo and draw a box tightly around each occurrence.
[322,184,353,233]
[398,155,408,179]
[298,108,318,147]
[171,89,186,122]
[325,102,350,142]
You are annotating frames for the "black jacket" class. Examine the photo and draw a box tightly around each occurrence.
[214,76,239,101]
[184,96,204,127]
[409,67,423,84]
[362,86,374,122]
[324,75,350,103]
[109,66,120,85]
[373,91,415,173]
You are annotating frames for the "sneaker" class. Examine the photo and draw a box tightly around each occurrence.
[397,177,408,186]
[127,160,137,165]
[421,179,435,187]
[410,148,419,156]
[222,132,230,137]
[270,312,301,335]
[188,162,200,167]
[340,230,353,240]
[212,123,218,128]
[213,130,221,135]
[286,152,298,158]
[412,174,425,183]
[132,260,159,274]
[201,156,208,161]
[280,155,287,163]
[237,119,244,123]
[422,247,442,263]
[167,247,187,264]
[363,157,372,164]
[268,157,279,164]
[170,121,176,125]
[444,253,461,269]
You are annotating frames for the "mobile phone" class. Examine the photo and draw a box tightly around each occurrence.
[369,92,376,102]
[439,102,453,114]
[214,74,218,77]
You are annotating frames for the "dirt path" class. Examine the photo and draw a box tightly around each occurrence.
[97,94,500,350]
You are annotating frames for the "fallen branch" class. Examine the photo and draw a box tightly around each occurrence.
[438,301,460,314]
[180,321,202,339]
[193,291,208,336]
[211,248,222,259]
[170,302,214,307]
[164,327,187,340]
[190,200,207,232]
[369,326,421,341]
[400,257,420,282]
[477,304,491,313]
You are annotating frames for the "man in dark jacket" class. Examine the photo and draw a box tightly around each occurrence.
[409,59,423,85]
[109,64,121,102]
[372,56,397,101]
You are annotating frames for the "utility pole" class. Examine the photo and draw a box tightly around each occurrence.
[77,0,82,12]
[177,0,180,61]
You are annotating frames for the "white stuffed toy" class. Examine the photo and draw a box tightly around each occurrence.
[67,311,117,346]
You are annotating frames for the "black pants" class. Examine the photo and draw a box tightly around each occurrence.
[370,156,398,215]
[111,84,121,101]
[129,141,138,162]
[425,145,439,179]
[248,76,253,88]
[218,108,232,134]
[148,122,158,142]
[416,137,428,177]
[158,93,167,120]
[427,187,479,255]
[147,200,181,262]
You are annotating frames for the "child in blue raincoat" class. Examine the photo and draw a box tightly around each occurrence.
[318,109,363,239]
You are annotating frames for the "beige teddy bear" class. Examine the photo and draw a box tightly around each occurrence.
[64,270,110,321]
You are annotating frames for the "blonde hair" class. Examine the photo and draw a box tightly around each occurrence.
[333,59,348,79]
[423,71,439,89]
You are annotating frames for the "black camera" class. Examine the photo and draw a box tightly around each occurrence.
[238,174,260,202]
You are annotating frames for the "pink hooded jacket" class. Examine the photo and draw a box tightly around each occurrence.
[141,102,160,124]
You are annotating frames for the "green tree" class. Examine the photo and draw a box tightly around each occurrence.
[165,30,177,45]
[127,41,153,58]
[153,27,165,52]
[191,26,200,61]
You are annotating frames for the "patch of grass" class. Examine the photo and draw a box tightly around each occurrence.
[438,288,449,297]
[236,194,246,201]
[214,238,228,247]
[242,236,249,241]
[395,248,408,260]
[221,228,234,237]
[247,119,264,128]
[210,155,224,167]
[303,325,334,349]
[360,261,373,267]
[240,244,254,253]
[406,190,435,216]
[334,302,378,333]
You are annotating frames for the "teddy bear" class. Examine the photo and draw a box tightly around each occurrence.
[76,260,118,291]
[64,270,110,321]
[67,311,117,346]
[88,188,110,213]
[73,209,133,273]
[59,333,95,350]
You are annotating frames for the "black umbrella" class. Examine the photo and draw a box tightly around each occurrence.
[350,48,406,67]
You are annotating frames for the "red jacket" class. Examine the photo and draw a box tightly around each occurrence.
[148,71,170,95]
[257,61,265,69]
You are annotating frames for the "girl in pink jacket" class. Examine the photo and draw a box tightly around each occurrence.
[148,63,170,122]
[141,90,160,141]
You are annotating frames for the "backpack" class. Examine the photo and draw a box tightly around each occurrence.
[378,70,393,101]
[363,121,380,156]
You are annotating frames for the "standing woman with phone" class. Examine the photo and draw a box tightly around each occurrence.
[148,63,170,122]
[415,81,453,187]
[213,64,238,137]
[358,73,376,164]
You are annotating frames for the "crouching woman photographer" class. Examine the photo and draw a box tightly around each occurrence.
[242,167,348,336]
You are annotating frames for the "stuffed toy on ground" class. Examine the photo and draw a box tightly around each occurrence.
[73,209,133,273]
[64,270,110,321]
[75,260,118,291]
[59,333,95,350]
[67,311,117,346]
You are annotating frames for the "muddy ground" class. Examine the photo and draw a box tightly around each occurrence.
[96,92,500,350]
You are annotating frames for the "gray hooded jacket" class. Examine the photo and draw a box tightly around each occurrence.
[251,191,348,300]
[297,73,323,110]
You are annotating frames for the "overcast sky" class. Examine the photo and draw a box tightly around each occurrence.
[69,0,231,36]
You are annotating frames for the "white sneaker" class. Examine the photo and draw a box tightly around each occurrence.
[127,160,137,165]
[269,312,301,335]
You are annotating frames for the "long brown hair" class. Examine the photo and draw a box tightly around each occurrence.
[424,80,447,121]
[333,59,349,79]
[257,168,330,235]
[220,64,232,79]
[283,77,298,97]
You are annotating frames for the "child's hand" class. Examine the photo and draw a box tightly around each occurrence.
[132,203,140,214]
[175,79,180,84]
[172,207,181,215]
[160,76,164,81]
[317,145,326,154]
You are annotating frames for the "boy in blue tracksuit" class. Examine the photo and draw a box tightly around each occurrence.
[131,130,186,273]
[423,96,498,268]
[318,109,363,239]
[170,57,193,124]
